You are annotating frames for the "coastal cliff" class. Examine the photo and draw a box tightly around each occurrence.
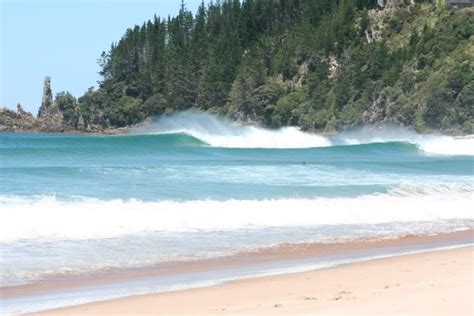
[1,0,472,134]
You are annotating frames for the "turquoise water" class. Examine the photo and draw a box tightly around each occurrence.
[1,133,472,201]
[0,112,473,287]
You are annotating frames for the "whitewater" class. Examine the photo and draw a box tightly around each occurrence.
[0,111,473,289]
[135,110,474,155]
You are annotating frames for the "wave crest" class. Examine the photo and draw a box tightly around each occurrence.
[131,111,473,155]
[134,111,330,148]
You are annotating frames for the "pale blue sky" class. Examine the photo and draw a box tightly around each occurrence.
[1,0,203,114]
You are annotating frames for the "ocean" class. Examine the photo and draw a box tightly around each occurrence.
[1,111,473,313]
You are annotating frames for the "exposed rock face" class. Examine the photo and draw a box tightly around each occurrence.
[0,105,38,131]
[34,76,64,131]
[38,76,53,118]
[0,108,19,131]
[363,96,387,124]
[76,115,86,131]
[38,112,64,132]
[16,103,30,117]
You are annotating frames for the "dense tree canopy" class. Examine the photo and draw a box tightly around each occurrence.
[64,0,472,134]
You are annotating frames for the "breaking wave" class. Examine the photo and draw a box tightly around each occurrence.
[1,183,472,242]
[131,111,474,155]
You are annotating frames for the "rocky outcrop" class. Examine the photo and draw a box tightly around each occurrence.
[0,104,39,131]
[35,76,64,131]
[38,76,53,118]
[1,77,66,132]
[0,76,121,134]
[16,103,30,117]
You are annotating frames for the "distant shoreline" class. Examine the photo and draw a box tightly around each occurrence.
[1,120,472,138]
[0,126,126,136]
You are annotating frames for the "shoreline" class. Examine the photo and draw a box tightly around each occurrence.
[2,229,472,315]
[0,127,126,136]
[31,245,473,315]
[1,122,473,138]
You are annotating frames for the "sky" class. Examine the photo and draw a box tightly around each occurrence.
[1,0,203,114]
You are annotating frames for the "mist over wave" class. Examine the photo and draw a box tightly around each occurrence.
[134,110,331,148]
[132,111,474,155]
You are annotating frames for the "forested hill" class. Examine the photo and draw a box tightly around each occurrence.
[3,0,472,134]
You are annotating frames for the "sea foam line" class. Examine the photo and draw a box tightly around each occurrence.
[1,191,472,241]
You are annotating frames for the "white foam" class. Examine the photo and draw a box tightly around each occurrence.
[134,111,474,155]
[188,125,331,149]
[387,182,473,196]
[338,127,474,156]
[1,190,472,242]
[136,110,330,148]
[419,136,474,156]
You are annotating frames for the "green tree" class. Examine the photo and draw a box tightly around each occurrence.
[55,91,77,125]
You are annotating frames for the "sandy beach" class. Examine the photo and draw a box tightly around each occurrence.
[30,245,473,315]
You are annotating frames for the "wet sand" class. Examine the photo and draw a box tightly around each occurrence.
[2,230,472,315]
[31,246,473,315]
[3,229,472,301]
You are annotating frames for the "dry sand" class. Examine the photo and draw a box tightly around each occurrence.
[32,246,473,315]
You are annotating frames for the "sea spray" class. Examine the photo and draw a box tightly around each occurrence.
[134,110,331,148]
[132,110,474,155]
